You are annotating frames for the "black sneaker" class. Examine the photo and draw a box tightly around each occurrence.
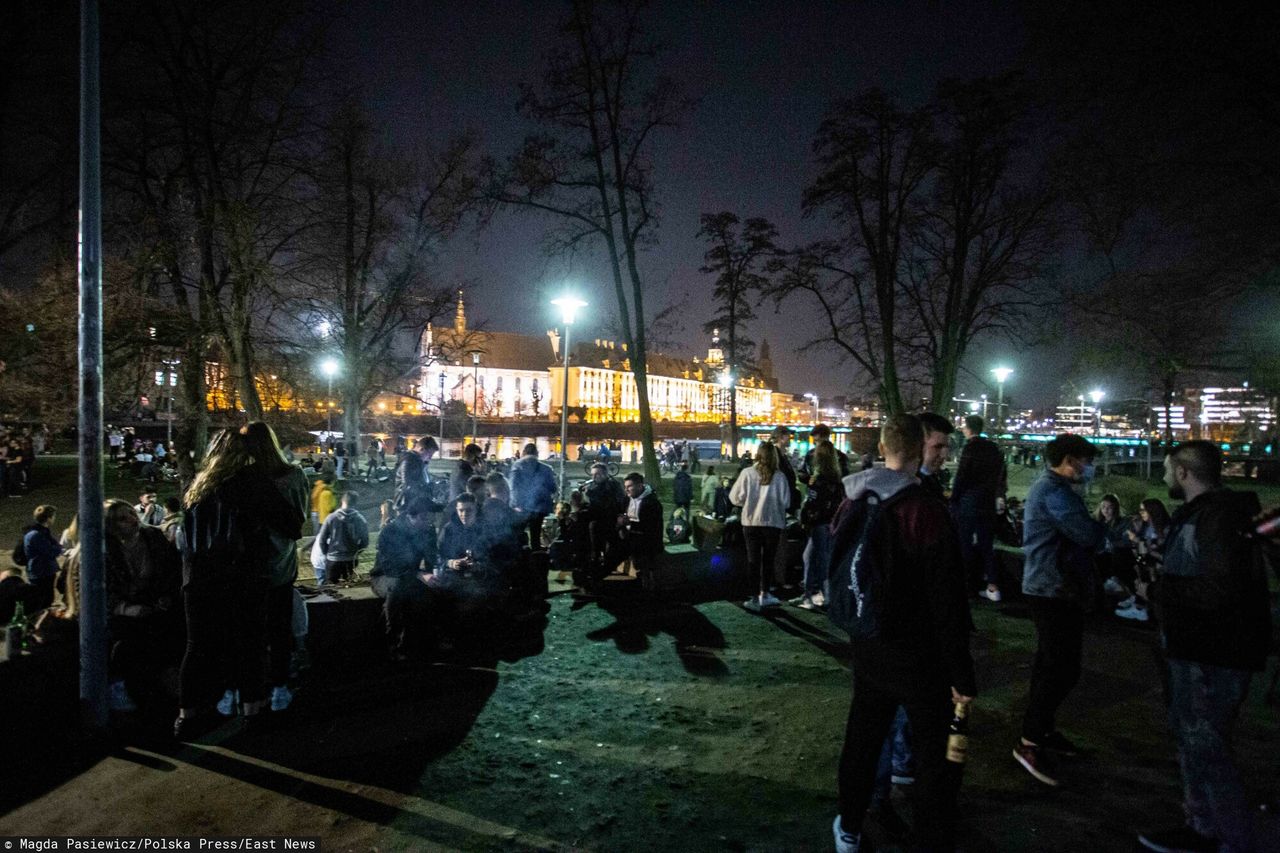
[1012,741,1059,786]
[1040,730,1083,757]
[1137,824,1219,853]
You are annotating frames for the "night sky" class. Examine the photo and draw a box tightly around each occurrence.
[337,1,1030,408]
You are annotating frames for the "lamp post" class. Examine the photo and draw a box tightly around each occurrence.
[551,295,587,497]
[471,351,481,444]
[320,357,339,438]
[1089,389,1105,436]
[804,392,819,425]
[720,371,737,460]
[991,367,1012,431]
[438,369,446,450]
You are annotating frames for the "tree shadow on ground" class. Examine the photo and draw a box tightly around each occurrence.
[578,593,731,678]
[759,608,851,662]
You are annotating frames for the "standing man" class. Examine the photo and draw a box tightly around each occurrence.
[951,415,1007,601]
[581,462,627,575]
[1013,433,1103,787]
[1137,442,1272,853]
[616,472,663,586]
[509,442,557,550]
[918,413,956,501]
[394,436,440,517]
[672,462,693,515]
[799,423,851,483]
[831,415,975,853]
[699,465,718,514]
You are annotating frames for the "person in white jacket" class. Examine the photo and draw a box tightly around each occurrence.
[730,441,793,612]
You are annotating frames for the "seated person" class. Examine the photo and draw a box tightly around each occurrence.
[550,493,590,574]
[480,472,524,561]
[369,497,437,660]
[103,498,184,711]
[605,473,663,582]
[0,566,36,625]
[580,463,626,572]
[713,475,734,520]
[427,494,514,645]
[666,507,691,545]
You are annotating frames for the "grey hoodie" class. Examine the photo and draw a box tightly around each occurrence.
[842,467,919,503]
[319,506,370,562]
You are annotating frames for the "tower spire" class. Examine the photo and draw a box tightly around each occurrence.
[454,288,466,334]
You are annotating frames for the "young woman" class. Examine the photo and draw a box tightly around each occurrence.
[175,429,299,738]
[1094,494,1134,602]
[797,442,843,610]
[1116,498,1171,621]
[729,441,792,611]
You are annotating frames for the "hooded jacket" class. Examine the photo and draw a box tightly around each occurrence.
[832,467,976,698]
[509,454,557,515]
[319,505,371,563]
[1155,488,1272,671]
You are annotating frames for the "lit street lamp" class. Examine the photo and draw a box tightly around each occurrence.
[803,392,819,425]
[991,367,1012,431]
[720,371,738,459]
[1089,389,1105,436]
[471,351,481,444]
[438,369,446,450]
[320,357,339,438]
[551,295,587,497]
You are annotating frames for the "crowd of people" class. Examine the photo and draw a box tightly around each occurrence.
[0,425,47,497]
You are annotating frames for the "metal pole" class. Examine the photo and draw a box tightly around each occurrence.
[559,321,571,497]
[471,357,479,444]
[437,371,445,451]
[326,376,332,436]
[78,0,108,730]
[166,391,173,451]
[996,381,1005,431]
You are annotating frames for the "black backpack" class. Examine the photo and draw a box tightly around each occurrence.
[827,486,920,640]
[11,525,35,566]
[800,478,843,529]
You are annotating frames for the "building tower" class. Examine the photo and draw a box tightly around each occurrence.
[758,338,778,390]
[454,288,467,335]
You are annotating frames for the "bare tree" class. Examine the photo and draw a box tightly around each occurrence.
[698,212,776,456]
[306,104,476,449]
[483,0,690,483]
[789,90,938,415]
[904,75,1055,412]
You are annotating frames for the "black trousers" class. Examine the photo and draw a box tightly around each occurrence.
[838,674,957,851]
[1022,595,1085,742]
[180,565,271,710]
[265,583,295,687]
[109,611,184,693]
[523,512,547,551]
[742,525,781,595]
[29,575,55,611]
[371,574,429,655]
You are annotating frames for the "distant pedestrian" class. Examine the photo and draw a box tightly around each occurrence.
[317,490,369,584]
[951,415,1007,601]
[672,462,693,514]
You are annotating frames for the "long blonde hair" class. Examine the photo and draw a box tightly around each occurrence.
[813,441,839,481]
[754,441,779,486]
[184,429,254,508]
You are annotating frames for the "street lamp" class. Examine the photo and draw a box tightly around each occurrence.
[804,392,820,425]
[1089,389,1105,436]
[438,369,446,450]
[551,295,587,497]
[992,367,1012,431]
[719,371,738,460]
[471,351,481,444]
[320,357,339,438]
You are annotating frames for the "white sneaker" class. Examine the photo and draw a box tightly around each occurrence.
[796,596,818,611]
[1103,577,1127,596]
[809,590,826,608]
[270,685,294,712]
[980,587,1003,602]
[1115,595,1136,610]
[759,592,783,608]
[1115,603,1149,622]
[216,689,239,717]
[742,597,763,613]
[832,815,860,853]
[108,680,137,713]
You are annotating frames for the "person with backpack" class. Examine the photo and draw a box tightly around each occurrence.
[730,442,792,612]
[829,414,975,853]
[1135,441,1275,853]
[317,490,370,585]
[795,442,843,610]
[1013,433,1104,787]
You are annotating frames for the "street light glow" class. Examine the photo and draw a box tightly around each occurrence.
[319,357,339,378]
[1089,389,1105,405]
[992,366,1013,384]
[719,372,734,388]
[551,295,588,325]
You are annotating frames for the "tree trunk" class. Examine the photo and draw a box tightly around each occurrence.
[174,336,209,486]
[227,322,264,421]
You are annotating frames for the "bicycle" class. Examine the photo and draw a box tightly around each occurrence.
[582,456,619,477]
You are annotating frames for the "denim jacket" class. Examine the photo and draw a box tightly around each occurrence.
[1021,470,1104,601]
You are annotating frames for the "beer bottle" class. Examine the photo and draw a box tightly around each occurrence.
[946,701,969,764]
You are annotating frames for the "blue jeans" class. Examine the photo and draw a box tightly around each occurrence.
[872,706,914,805]
[802,524,832,596]
[1167,658,1255,852]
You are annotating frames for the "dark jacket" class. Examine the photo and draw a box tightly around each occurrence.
[394,452,442,514]
[22,524,62,581]
[951,435,1007,516]
[800,447,852,483]
[775,449,800,513]
[831,468,976,697]
[509,455,558,515]
[370,517,437,581]
[479,497,524,559]
[266,466,309,586]
[1155,488,1272,671]
[106,525,182,618]
[672,470,694,505]
[449,459,477,502]
[318,506,370,562]
[624,489,664,558]
[183,466,301,584]
[918,471,945,502]
[1021,470,1104,602]
[582,477,626,520]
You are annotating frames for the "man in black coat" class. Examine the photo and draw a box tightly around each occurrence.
[950,415,1007,601]
[917,413,956,501]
